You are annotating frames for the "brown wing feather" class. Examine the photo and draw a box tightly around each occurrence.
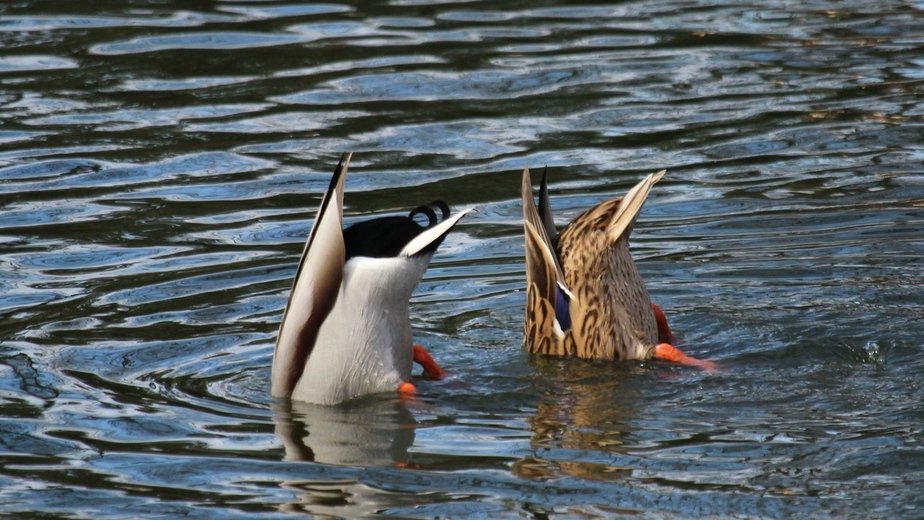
[606,170,665,244]
[523,221,562,354]
[521,168,567,285]
[553,171,666,360]
[522,167,573,356]
[537,166,556,242]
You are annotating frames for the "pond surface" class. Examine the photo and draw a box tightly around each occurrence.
[1,0,923,517]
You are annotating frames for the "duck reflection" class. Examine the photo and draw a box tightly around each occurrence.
[273,397,416,467]
[277,478,422,517]
[513,358,640,481]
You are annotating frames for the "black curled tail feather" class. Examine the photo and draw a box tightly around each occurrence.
[429,200,450,221]
[345,200,457,259]
[409,205,438,227]
[408,200,450,227]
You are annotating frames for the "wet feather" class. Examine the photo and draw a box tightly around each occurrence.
[522,167,666,360]
[272,153,470,404]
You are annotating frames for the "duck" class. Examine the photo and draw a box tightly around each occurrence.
[521,166,714,368]
[272,153,471,405]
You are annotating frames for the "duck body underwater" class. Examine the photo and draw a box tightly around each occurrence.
[272,153,470,405]
[521,166,714,369]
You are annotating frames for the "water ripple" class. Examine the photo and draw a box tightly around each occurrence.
[0,55,78,73]
[1,0,922,517]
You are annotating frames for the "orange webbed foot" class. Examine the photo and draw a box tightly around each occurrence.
[397,381,417,398]
[653,343,717,372]
[413,344,445,380]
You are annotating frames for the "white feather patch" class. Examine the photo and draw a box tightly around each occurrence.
[399,207,472,257]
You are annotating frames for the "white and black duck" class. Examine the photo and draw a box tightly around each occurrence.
[272,153,470,405]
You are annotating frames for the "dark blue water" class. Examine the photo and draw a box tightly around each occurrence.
[1,1,922,517]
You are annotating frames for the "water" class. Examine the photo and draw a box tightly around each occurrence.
[1,0,922,517]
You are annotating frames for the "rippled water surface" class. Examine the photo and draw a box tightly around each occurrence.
[2,0,923,517]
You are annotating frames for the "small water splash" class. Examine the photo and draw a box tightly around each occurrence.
[846,340,886,365]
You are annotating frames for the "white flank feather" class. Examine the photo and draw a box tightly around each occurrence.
[289,254,432,405]
[273,153,470,404]
[400,208,472,257]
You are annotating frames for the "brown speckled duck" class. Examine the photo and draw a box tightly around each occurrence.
[521,166,714,369]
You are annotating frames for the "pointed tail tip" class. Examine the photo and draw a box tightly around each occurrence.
[521,166,533,190]
[398,205,472,257]
[335,152,353,172]
[331,152,353,184]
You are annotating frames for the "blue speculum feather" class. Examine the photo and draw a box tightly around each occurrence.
[554,286,571,331]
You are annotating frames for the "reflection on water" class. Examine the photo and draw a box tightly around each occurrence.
[279,479,429,518]
[273,400,422,516]
[274,399,416,466]
[1,0,923,517]
[513,359,639,482]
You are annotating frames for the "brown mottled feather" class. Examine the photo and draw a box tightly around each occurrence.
[522,167,666,360]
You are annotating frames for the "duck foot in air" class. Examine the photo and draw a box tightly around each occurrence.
[413,343,445,379]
